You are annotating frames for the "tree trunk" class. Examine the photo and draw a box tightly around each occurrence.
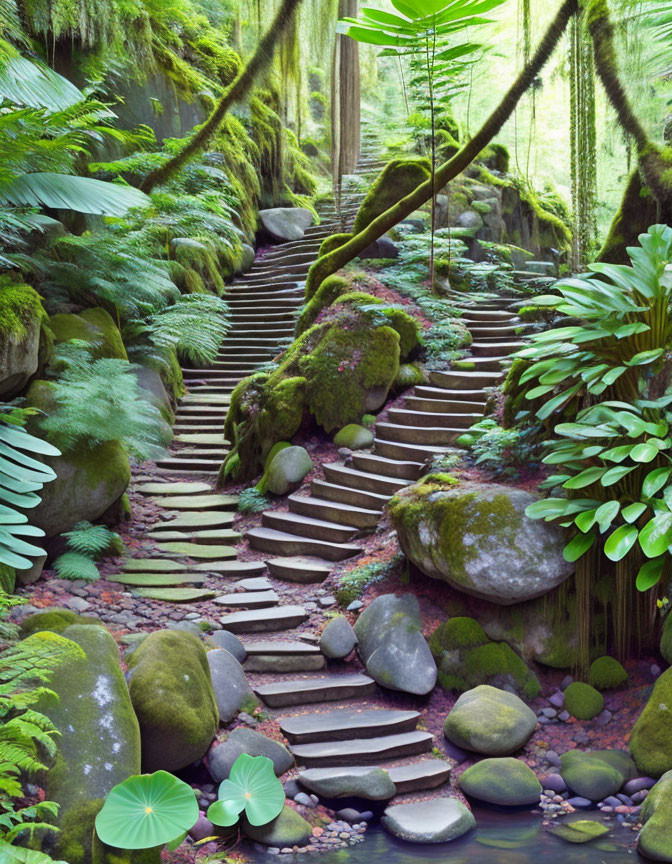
[139,0,304,193]
[304,0,579,298]
[331,0,361,214]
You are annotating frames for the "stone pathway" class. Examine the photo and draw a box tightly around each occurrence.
[112,143,535,815]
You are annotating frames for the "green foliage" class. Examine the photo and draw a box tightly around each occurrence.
[564,681,605,720]
[335,555,402,607]
[0,406,60,570]
[237,488,270,514]
[95,771,198,850]
[458,418,541,477]
[53,521,123,584]
[589,655,628,689]
[207,755,284,828]
[52,552,101,583]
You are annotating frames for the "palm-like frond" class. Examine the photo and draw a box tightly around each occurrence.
[0,172,148,216]
[0,48,83,111]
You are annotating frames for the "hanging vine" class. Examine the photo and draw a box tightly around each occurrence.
[569,12,598,270]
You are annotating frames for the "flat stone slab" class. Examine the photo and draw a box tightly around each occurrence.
[175,433,225,445]
[136,481,212,495]
[388,760,452,794]
[155,543,237,559]
[152,511,235,530]
[106,573,207,587]
[148,529,242,544]
[151,494,237,510]
[213,590,279,609]
[291,731,434,767]
[220,605,308,634]
[131,587,217,603]
[382,798,476,844]
[192,560,266,575]
[255,674,376,708]
[244,654,326,673]
[298,766,396,801]
[122,558,187,572]
[266,557,332,583]
[280,709,420,744]
[235,577,273,591]
[242,640,321,655]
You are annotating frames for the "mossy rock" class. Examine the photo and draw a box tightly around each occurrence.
[443,685,537,756]
[0,280,46,398]
[550,820,610,844]
[296,274,350,334]
[661,614,672,665]
[589,656,628,690]
[560,750,637,801]
[458,757,541,806]
[35,626,141,855]
[396,362,425,389]
[49,307,127,361]
[242,805,312,847]
[564,682,604,720]
[630,667,672,778]
[20,607,99,638]
[263,445,313,496]
[430,616,541,700]
[334,424,374,450]
[639,770,672,862]
[352,157,431,236]
[127,629,218,772]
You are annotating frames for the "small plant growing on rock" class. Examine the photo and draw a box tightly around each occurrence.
[207,754,284,828]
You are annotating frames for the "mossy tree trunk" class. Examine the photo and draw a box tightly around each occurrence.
[139,0,304,193]
[304,0,580,298]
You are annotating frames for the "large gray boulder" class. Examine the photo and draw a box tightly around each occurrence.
[458,757,542,806]
[320,615,357,659]
[208,629,247,662]
[209,728,293,782]
[206,648,256,723]
[298,767,395,800]
[389,479,572,604]
[443,685,537,755]
[259,207,314,243]
[382,798,475,844]
[353,594,437,696]
[265,445,313,496]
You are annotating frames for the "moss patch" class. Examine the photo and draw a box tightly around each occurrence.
[589,656,627,690]
[353,157,431,236]
[564,682,604,720]
[49,308,127,361]
[630,666,672,777]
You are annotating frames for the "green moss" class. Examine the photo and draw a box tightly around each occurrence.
[296,275,350,334]
[479,143,510,173]
[395,362,425,389]
[0,563,15,593]
[0,279,46,340]
[353,157,431,236]
[564,681,604,720]
[630,666,672,777]
[639,770,672,862]
[318,233,353,259]
[429,617,488,655]
[589,656,628,690]
[49,308,127,361]
[56,799,103,864]
[661,614,672,665]
[19,608,99,638]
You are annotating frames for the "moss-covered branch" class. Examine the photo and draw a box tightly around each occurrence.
[140,0,304,193]
[304,0,579,298]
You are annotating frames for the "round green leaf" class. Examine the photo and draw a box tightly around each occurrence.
[207,798,244,828]
[563,531,595,563]
[95,771,198,850]
[214,754,285,828]
[643,466,672,498]
[604,524,638,562]
[630,442,660,463]
[639,512,672,559]
[595,500,620,533]
[636,557,665,592]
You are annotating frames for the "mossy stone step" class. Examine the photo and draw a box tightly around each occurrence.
[153,459,221,473]
[106,572,207,587]
[247,527,362,561]
[403,397,487,414]
[151,494,237,510]
[152,511,235,530]
[429,369,505,389]
[131,587,217,603]
[180,395,232,405]
[288,494,379,529]
[452,355,509,371]
[213,590,279,608]
[352,452,424,480]
[254,673,376,708]
[135,481,211,495]
[291,731,434,767]
[192,560,266,575]
[310,479,388,512]
[387,760,452,794]
[174,433,227,446]
[244,654,326,673]
[154,542,237,559]
[322,463,411,497]
[413,385,487,402]
[220,605,308,634]
[265,557,332,583]
[147,529,242,544]
[122,558,187,572]
[262,511,358,544]
[279,709,420,745]
[470,341,525,357]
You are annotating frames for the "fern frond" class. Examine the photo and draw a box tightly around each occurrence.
[62,521,121,557]
[52,552,100,582]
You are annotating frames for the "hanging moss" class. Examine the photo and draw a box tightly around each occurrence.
[0,280,47,341]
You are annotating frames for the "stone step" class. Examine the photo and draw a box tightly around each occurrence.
[262,511,358,544]
[247,527,362,561]
[147,528,241,545]
[387,760,452,794]
[470,341,525,357]
[173,417,225,428]
[213,590,279,608]
[219,605,308,633]
[151,511,235,531]
[174,433,226,446]
[288,494,379,529]
[466,325,524,338]
[154,542,237,559]
[235,576,273,591]
[429,369,504,389]
[404,397,486,414]
[135,481,212,495]
[173,404,228,414]
[352,452,424,480]
[388,408,481,428]
[455,308,517,321]
[372,438,452,463]
[254,673,376,708]
[192,560,267,575]
[310,479,388,512]
[107,572,207,587]
[452,355,509,371]
[291,731,434,767]
[242,640,322,655]
[323,462,411,496]
[180,395,233,405]
[279,709,420,744]
[265,557,332,583]
[220,328,294,340]
[244,654,326,673]
[153,458,222,472]
[413,385,488,402]
[151,493,236,510]
[376,422,463,446]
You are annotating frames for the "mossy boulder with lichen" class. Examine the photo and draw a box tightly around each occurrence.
[20,607,99,638]
[429,616,540,700]
[220,294,418,481]
[49,307,127,360]
[127,629,218,772]
[352,157,431,237]
[639,770,672,862]
[443,685,537,755]
[630,666,672,778]
[388,476,572,605]
[0,280,48,398]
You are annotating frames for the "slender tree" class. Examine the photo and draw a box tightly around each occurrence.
[332,0,361,219]
[139,0,304,193]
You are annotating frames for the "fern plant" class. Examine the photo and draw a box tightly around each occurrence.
[52,521,123,582]
[237,488,269,514]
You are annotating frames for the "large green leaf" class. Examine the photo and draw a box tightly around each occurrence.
[604,524,638,561]
[630,441,661,463]
[601,465,636,487]
[95,771,198,850]
[563,531,595,562]
[0,53,83,111]
[595,500,620,533]
[622,502,647,523]
[208,754,284,828]
[639,512,672,558]
[643,466,672,497]
[0,173,149,216]
[636,557,665,591]
[563,466,605,489]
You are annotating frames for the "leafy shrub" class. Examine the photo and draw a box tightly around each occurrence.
[458,418,542,477]
[53,521,123,583]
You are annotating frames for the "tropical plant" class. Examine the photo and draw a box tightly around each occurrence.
[457,417,542,476]
[95,771,199,851]
[0,406,60,570]
[52,521,123,583]
[207,754,284,828]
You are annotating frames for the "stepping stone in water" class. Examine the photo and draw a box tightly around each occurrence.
[154,542,237,559]
[135,481,211,496]
[213,590,278,609]
[122,558,187,572]
[254,673,375,708]
[150,494,237,511]
[298,767,396,800]
[290,731,434,767]
[132,587,217,602]
[106,573,206,587]
[382,798,475,844]
[280,709,420,744]
[220,605,308,634]
[235,577,273,591]
[387,760,452,794]
[152,511,235,530]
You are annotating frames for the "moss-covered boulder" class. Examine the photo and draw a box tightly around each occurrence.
[333,424,374,450]
[352,157,431,236]
[296,274,350,334]
[589,656,628,690]
[127,629,218,772]
[564,682,604,720]
[661,614,672,665]
[34,625,141,862]
[0,280,47,398]
[20,607,99,638]
[264,445,313,496]
[389,477,572,605]
[429,616,540,699]
[220,294,417,481]
[639,771,672,862]
[560,750,637,801]
[353,593,437,696]
[49,307,127,360]
[242,806,312,847]
[443,685,537,755]
[23,380,131,536]
[458,757,542,806]
[630,667,672,778]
